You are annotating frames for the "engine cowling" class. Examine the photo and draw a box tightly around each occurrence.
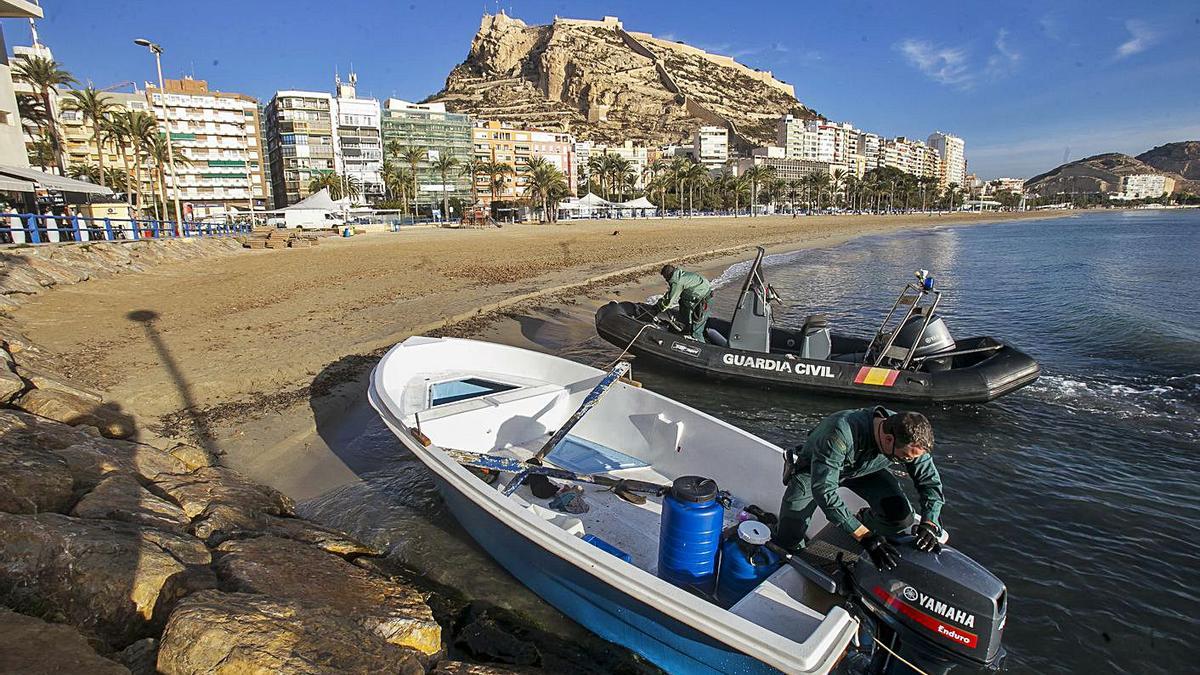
[849,538,1007,672]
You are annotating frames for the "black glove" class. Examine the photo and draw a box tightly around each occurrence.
[861,533,901,571]
[912,521,943,553]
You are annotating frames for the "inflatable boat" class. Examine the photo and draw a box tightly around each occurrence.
[596,248,1040,404]
[368,336,1008,673]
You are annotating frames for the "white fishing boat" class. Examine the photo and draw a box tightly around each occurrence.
[368,336,1007,674]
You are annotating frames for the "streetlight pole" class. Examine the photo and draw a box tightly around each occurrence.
[135,38,184,233]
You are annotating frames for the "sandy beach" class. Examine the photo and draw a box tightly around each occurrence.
[12,210,1067,496]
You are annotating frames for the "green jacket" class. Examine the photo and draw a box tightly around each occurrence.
[656,269,712,311]
[802,406,944,534]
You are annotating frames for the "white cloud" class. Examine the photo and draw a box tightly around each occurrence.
[986,29,1021,78]
[1115,19,1158,59]
[896,39,973,88]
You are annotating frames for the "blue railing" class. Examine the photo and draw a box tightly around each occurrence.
[0,213,253,244]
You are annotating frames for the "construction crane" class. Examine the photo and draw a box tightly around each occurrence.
[99,81,137,93]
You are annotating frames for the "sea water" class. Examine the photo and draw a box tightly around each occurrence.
[301,208,1200,673]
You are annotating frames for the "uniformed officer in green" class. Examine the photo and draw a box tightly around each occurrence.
[776,407,945,571]
[652,264,713,342]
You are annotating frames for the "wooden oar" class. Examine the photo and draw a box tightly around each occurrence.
[528,361,631,466]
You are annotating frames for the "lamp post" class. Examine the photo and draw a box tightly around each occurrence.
[134,38,184,234]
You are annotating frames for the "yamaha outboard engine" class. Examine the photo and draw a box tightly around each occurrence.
[891,314,957,371]
[847,540,1007,674]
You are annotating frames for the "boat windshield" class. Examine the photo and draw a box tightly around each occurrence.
[429,377,518,407]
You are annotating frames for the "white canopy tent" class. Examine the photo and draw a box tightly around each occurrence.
[614,195,659,218]
[267,188,350,229]
[557,192,614,219]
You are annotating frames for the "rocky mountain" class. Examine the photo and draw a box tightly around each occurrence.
[1023,152,1188,196]
[426,13,816,150]
[1137,141,1200,185]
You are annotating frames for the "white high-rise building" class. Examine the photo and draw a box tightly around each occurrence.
[332,72,383,203]
[148,77,270,219]
[775,114,807,161]
[927,131,966,188]
[693,125,729,172]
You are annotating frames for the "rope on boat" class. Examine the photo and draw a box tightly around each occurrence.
[604,320,655,370]
[872,636,932,675]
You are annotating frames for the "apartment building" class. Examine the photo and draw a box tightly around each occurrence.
[986,177,1026,195]
[774,115,859,175]
[1115,174,1174,200]
[472,120,576,203]
[878,136,940,180]
[332,73,383,203]
[380,99,473,208]
[147,77,269,218]
[693,125,729,172]
[591,140,649,189]
[734,153,835,181]
[265,90,335,207]
[573,140,592,187]
[927,131,966,188]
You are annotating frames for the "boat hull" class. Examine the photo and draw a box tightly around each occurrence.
[596,301,1040,404]
[432,473,783,674]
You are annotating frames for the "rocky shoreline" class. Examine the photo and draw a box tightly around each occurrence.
[0,240,610,674]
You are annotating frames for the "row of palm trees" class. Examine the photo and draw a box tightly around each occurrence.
[329,141,572,223]
[623,155,969,216]
[13,55,188,220]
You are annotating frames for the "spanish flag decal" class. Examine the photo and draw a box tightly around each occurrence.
[854,366,900,387]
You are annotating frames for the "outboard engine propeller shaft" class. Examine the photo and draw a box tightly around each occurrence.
[847,538,1007,673]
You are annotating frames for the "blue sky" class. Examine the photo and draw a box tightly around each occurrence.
[11,0,1199,178]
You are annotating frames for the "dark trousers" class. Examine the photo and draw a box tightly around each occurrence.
[677,292,712,342]
[776,468,914,551]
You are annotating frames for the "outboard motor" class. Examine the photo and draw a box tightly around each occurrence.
[846,541,1007,674]
[891,313,957,371]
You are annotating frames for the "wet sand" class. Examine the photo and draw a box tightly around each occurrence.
[12,210,1069,497]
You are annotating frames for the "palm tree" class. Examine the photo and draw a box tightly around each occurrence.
[460,157,487,205]
[148,133,190,220]
[400,146,427,220]
[12,56,76,175]
[309,171,360,201]
[64,87,116,189]
[485,160,513,204]
[787,178,804,214]
[523,157,567,222]
[126,110,159,218]
[67,161,100,183]
[682,162,707,215]
[430,152,459,223]
[811,172,831,211]
[668,157,690,215]
[743,165,776,216]
[103,113,135,208]
[27,132,58,171]
[830,168,847,209]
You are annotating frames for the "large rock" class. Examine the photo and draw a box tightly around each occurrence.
[214,535,441,655]
[0,442,74,514]
[163,442,219,471]
[14,388,136,439]
[116,638,158,675]
[0,607,130,674]
[156,590,425,675]
[0,408,185,490]
[71,474,191,532]
[0,512,215,649]
[153,466,294,520]
[191,503,378,555]
[0,366,25,405]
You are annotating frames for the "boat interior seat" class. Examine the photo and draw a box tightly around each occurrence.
[803,314,829,330]
[525,503,586,537]
[728,563,831,645]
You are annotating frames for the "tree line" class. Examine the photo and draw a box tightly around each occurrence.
[14,55,192,220]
